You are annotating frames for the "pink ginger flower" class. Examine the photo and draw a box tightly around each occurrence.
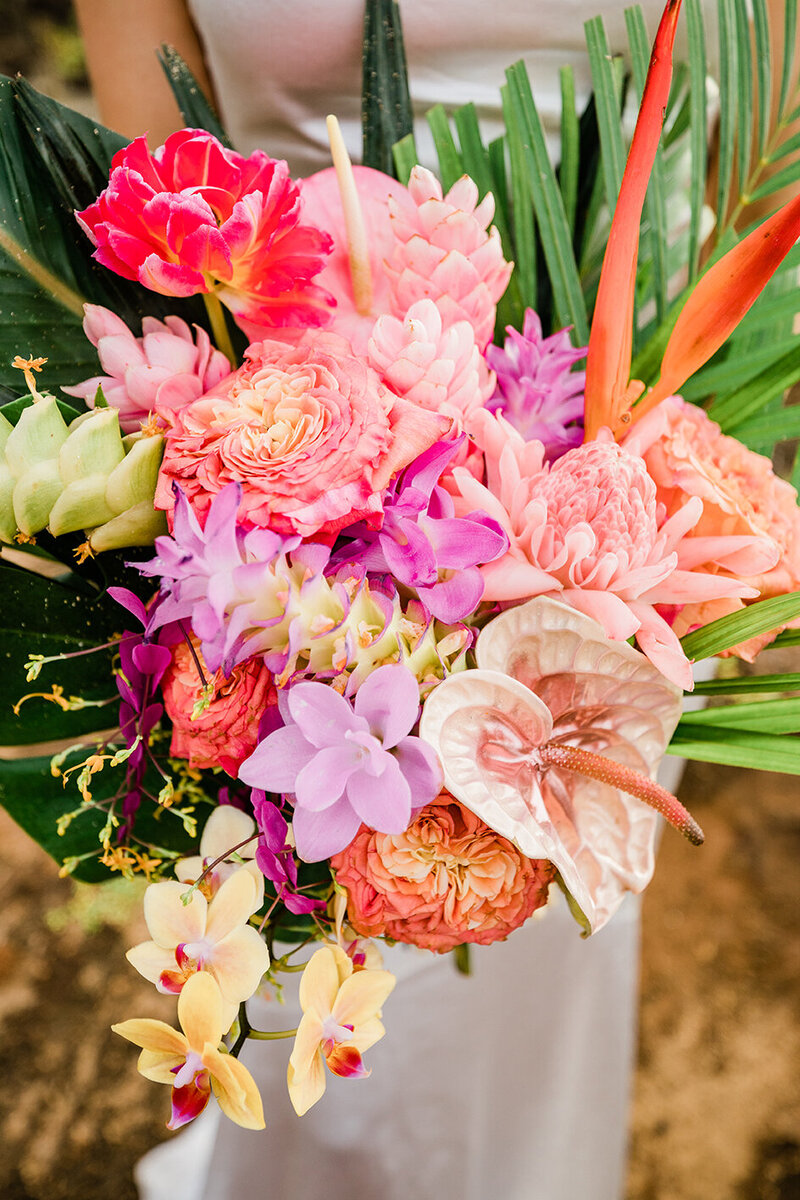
[450,411,762,688]
[367,298,494,425]
[63,304,230,433]
[154,331,448,538]
[624,396,796,659]
[386,167,513,351]
[76,130,334,332]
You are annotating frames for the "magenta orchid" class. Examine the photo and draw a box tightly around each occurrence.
[238,664,443,861]
[333,438,509,623]
[486,309,586,458]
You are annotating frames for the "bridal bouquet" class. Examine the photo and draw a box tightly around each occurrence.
[1,0,799,1131]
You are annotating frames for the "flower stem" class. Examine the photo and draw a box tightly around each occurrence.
[538,741,704,845]
[247,1027,299,1040]
[202,291,237,367]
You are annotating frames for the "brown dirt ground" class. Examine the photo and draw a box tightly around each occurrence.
[1,654,798,1199]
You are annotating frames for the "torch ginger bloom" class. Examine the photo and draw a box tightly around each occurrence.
[76,130,334,331]
[63,304,230,433]
[452,412,762,688]
[126,869,270,1031]
[287,945,395,1115]
[113,970,265,1129]
[238,664,443,862]
[420,597,698,933]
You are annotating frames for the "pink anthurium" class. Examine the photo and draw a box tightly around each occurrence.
[419,597,698,933]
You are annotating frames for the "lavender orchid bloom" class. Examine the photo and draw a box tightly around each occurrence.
[486,309,586,459]
[333,439,508,623]
[238,664,442,862]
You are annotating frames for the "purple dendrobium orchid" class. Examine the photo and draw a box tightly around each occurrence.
[333,439,508,623]
[486,309,586,459]
[251,790,325,915]
[238,664,442,862]
[108,587,177,833]
[138,483,300,673]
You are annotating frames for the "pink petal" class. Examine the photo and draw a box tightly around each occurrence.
[295,745,360,812]
[291,794,363,861]
[237,725,316,792]
[353,663,419,748]
[345,755,411,832]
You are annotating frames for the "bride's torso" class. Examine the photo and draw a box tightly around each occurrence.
[187,0,718,171]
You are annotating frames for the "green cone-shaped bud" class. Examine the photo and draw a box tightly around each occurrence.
[0,396,166,551]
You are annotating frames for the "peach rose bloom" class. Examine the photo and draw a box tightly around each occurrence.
[155,331,446,538]
[162,638,276,775]
[331,793,554,953]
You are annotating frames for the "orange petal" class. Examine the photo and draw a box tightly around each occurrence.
[624,192,800,432]
[584,0,683,440]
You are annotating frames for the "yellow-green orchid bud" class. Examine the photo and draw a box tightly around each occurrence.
[88,501,168,553]
[58,409,125,484]
[105,434,164,512]
[13,459,64,536]
[48,474,119,537]
[4,397,68,476]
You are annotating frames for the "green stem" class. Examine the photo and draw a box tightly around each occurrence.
[247,1027,299,1040]
[202,291,237,367]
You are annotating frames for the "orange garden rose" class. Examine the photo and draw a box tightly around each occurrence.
[162,636,277,775]
[331,793,554,953]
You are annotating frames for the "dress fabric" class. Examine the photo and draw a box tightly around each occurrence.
[186,0,717,173]
[136,4,716,1196]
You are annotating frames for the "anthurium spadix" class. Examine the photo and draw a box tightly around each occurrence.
[419,598,698,934]
[583,0,800,441]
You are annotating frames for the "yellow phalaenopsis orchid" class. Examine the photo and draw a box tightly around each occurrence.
[112,971,265,1130]
[287,945,395,1116]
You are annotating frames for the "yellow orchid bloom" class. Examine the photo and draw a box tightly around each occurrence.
[112,971,265,1130]
[287,945,395,1116]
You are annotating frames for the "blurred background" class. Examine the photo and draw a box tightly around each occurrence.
[0,5,799,1198]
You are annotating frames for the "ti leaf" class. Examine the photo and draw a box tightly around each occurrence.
[362,0,413,174]
[680,592,800,661]
[157,45,232,146]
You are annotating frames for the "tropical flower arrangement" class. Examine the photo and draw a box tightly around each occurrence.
[1,0,800,1133]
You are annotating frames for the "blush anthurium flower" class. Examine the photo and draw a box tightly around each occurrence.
[334,438,509,623]
[238,664,443,862]
[126,870,270,1032]
[76,130,334,332]
[113,971,265,1130]
[287,945,395,1115]
[62,304,231,433]
[486,309,586,458]
[420,597,699,934]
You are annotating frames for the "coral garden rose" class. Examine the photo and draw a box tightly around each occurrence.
[330,793,555,953]
[155,331,448,537]
[76,130,333,330]
[162,636,277,775]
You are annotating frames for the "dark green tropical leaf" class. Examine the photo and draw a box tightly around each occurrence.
[361,0,413,175]
[426,104,464,191]
[0,751,201,882]
[715,0,739,226]
[685,0,708,278]
[157,45,232,146]
[0,562,122,745]
[559,67,580,236]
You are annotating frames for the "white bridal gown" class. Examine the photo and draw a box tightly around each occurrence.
[137,2,717,1197]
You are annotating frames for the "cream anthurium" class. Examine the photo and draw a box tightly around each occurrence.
[112,971,265,1130]
[175,805,264,910]
[420,597,698,934]
[126,869,270,1031]
[287,945,395,1116]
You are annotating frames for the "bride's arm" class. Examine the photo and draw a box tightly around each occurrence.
[73,0,215,143]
